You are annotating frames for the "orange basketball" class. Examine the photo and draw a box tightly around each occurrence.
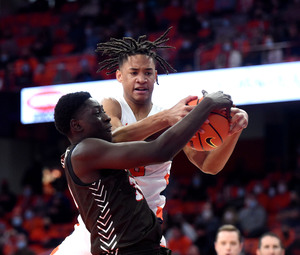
[187,97,230,151]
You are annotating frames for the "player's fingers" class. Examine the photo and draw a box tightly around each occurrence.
[202,90,208,97]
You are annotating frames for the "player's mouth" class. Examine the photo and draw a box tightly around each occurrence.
[134,87,149,95]
[105,125,112,132]
[135,87,148,91]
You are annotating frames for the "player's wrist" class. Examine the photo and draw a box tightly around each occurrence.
[159,109,172,127]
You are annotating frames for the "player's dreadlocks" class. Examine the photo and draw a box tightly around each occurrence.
[95,27,177,76]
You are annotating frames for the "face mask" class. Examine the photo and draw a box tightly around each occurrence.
[237,188,245,197]
[17,240,27,249]
[0,54,8,62]
[23,187,32,197]
[224,211,235,222]
[246,198,257,208]
[12,216,23,227]
[24,209,34,220]
[223,43,231,52]
[265,38,274,47]
[268,187,276,197]
[192,176,201,187]
[253,184,263,194]
[202,209,212,220]
[277,183,287,194]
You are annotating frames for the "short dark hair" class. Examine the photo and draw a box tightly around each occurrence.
[95,27,176,75]
[258,232,284,249]
[215,224,243,243]
[54,91,91,135]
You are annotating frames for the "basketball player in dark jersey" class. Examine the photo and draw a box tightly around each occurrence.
[54,90,232,255]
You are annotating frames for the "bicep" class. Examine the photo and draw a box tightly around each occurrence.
[101,97,123,130]
[75,138,162,172]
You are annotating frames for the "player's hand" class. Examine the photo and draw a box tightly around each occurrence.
[202,90,233,115]
[166,95,198,126]
[229,107,248,135]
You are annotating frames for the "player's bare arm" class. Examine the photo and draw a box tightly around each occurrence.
[73,92,232,183]
[183,107,248,174]
[102,95,198,143]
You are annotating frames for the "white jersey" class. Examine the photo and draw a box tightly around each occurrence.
[51,98,171,255]
[118,97,172,220]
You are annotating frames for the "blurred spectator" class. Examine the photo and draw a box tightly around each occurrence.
[177,8,200,39]
[221,207,239,227]
[21,160,43,196]
[228,46,243,68]
[74,58,94,82]
[238,193,267,238]
[52,63,73,84]
[0,28,18,62]
[10,206,27,235]
[184,173,208,201]
[14,48,38,89]
[78,0,100,19]
[276,191,300,229]
[31,27,53,62]
[46,192,74,224]
[167,223,193,255]
[15,62,34,88]
[262,35,284,64]
[11,233,36,255]
[286,22,300,58]
[0,49,12,70]
[187,244,201,255]
[161,0,184,25]
[67,17,86,53]
[195,202,220,252]
[267,180,291,214]
[33,62,52,86]
[215,40,243,69]
[83,22,101,53]
[175,38,198,72]
[193,222,211,255]
[0,179,17,216]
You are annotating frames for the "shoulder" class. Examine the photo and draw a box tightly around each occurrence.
[101,97,122,117]
[72,138,108,159]
[101,97,121,108]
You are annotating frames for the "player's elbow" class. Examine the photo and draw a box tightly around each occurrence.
[200,166,223,175]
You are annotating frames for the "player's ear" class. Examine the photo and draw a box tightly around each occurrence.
[155,70,159,85]
[116,69,122,83]
[70,119,83,132]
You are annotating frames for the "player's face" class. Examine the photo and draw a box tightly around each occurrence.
[77,98,112,141]
[256,236,284,255]
[214,231,242,255]
[116,54,157,106]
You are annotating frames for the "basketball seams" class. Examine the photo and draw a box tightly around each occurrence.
[208,123,223,143]
[197,131,205,151]
[187,98,229,151]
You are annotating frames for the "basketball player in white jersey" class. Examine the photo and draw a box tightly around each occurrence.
[51,28,248,255]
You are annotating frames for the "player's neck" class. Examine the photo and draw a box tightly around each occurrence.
[126,98,153,121]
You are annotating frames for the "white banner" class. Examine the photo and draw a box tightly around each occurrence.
[21,61,300,124]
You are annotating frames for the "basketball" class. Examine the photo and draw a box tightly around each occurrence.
[187,97,230,151]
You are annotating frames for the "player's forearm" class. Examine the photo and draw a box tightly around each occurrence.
[198,130,242,174]
[155,98,214,160]
[112,110,170,142]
